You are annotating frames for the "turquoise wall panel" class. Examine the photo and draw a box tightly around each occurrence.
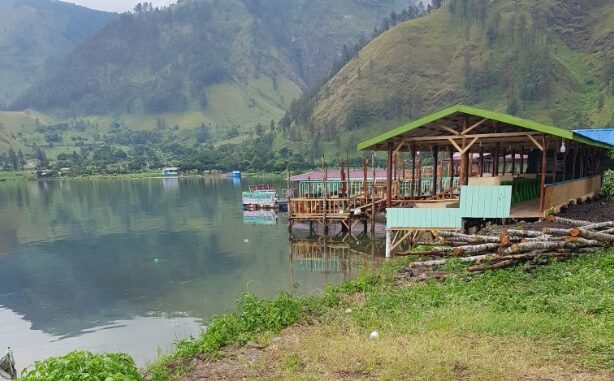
[386,208,461,229]
[460,186,511,218]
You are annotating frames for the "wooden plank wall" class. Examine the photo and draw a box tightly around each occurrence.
[387,208,462,229]
[460,186,512,218]
[543,175,601,212]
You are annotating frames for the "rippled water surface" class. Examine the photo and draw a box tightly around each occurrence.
[0,177,383,369]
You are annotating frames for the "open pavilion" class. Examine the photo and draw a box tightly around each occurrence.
[356,104,613,255]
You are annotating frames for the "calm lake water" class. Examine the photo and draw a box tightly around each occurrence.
[0,177,383,370]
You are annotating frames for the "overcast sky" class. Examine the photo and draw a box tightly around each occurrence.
[70,0,176,13]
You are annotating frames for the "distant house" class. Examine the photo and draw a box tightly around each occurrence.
[161,167,179,176]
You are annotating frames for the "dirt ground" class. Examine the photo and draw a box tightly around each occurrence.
[179,324,613,381]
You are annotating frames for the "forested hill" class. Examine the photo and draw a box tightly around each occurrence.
[0,0,117,107]
[281,0,614,150]
[14,0,411,128]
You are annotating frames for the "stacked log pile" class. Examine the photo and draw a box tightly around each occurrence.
[397,216,614,282]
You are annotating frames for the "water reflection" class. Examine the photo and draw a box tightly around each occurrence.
[0,178,384,369]
[243,210,278,225]
[290,237,384,281]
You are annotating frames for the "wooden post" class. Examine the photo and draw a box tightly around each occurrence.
[340,160,346,198]
[448,146,453,189]
[572,142,577,179]
[431,146,439,196]
[459,137,469,186]
[562,144,567,181]
[479,145,484,177]
[502,148,507,175]
[551,146,557,184]
[385,229,392,258]
[371,151,376,233]
[539,136,547,213]
[438,156,443,193]
[363,158,368,204]
[520,147,525,174]
[411,146,417,198]
[417,153,423,196]
[493,143,500,176]
[580,146,586,178]
[386,142,393,207]
[323,156,328,235]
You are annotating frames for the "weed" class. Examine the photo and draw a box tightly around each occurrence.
[20,351,142,380]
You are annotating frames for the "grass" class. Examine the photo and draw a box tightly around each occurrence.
[147,249,614,380]
[0,171,33,182]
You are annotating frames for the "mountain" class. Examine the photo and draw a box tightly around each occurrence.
[0,0,117,107]
[282,0,614,153]
[13,0,411,130]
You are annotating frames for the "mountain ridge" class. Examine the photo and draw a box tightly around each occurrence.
[0,0,117,106]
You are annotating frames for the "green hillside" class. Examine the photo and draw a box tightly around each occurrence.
[283,0,614,153]
[13,0,410,130]
[0,0,117,107]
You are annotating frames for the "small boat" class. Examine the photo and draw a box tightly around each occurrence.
[161,166,179,177]
[242,184,288,211]
[0,348,16,379]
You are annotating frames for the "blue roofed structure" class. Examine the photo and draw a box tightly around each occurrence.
[573,128,614,148]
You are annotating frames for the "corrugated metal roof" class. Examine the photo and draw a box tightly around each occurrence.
[573,128,614,147]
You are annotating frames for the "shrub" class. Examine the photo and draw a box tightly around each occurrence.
[21,351,142,381]
[601,169,614,200]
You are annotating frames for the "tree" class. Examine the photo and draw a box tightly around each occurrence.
[8,147,18,170]
[35,146,48,168]
[17,149,25,169]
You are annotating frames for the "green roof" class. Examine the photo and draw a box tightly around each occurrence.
[357,104,613,150]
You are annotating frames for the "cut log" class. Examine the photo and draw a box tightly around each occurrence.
[564,236,608,247]
[601,228,614,235]
[581,221,614,231]
[397,247,454,256]
[541,227,573,236]
[501,241,567,255]
[569,228,614,243]
[436,231,500,243]
[468,259,519,272]
[410,254,494,267]
[453,243,501,256]
[544,215,591,226]
[506,229,545,238]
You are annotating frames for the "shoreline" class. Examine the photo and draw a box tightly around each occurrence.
[0,171,288,182]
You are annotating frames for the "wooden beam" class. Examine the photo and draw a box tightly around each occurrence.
[448,137,462,153]
[462,136,479,154]
[400,131,541,143]
[527,134,544,151]
[460,118,487,135]
[438,124,460,135]
[393,141,406,156]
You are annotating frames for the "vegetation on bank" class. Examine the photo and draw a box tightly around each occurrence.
[16,250,614,379]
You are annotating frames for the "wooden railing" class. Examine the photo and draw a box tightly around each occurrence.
[288,198,352,219]
[542,175,601,213]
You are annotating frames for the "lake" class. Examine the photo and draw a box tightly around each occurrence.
[0,177,383,370]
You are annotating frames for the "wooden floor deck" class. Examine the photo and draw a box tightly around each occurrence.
[510,199,541,218]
